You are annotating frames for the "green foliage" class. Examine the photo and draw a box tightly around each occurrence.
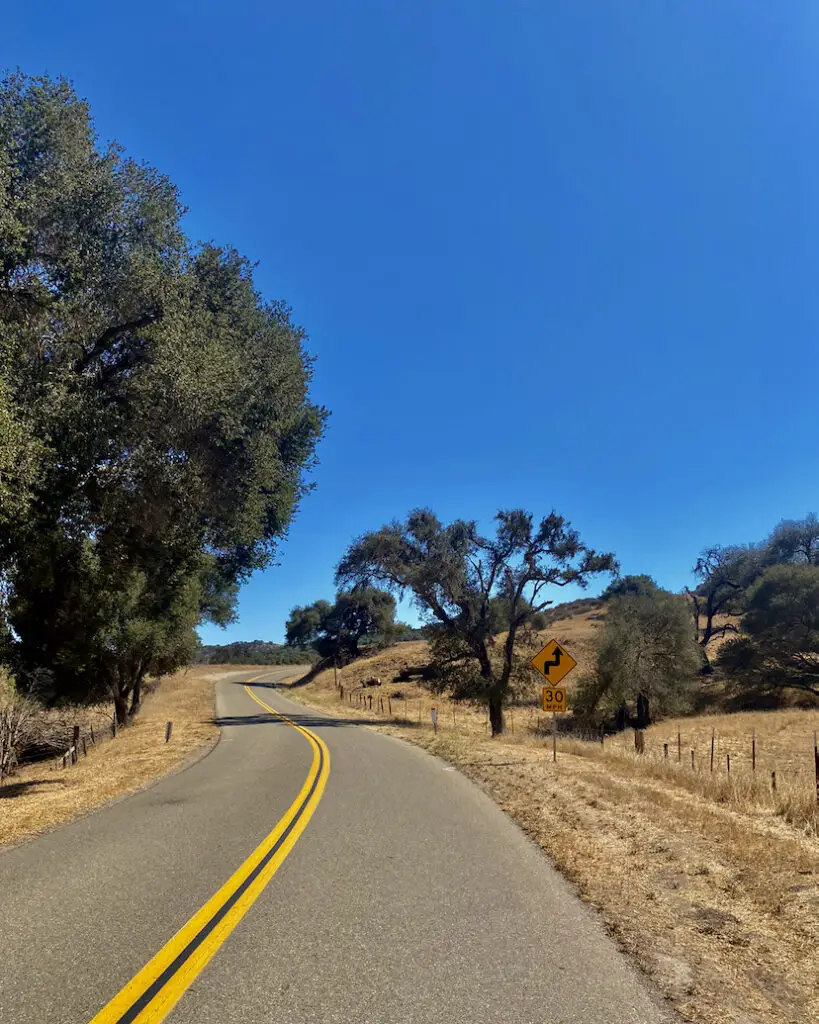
[195,641,315,666]
[317,588,396,659]
[336,507,617,734]
[687,544,765,662]
[575,590,701,723]
[764,514,819,567]
[717,564,819,698]
[486,595,546,634]
[388,622,426,642]
[285,601,333,649]
[285,589,397,661]
[0,73,326,721]
[0,375,40,529]
[601,574,659,601]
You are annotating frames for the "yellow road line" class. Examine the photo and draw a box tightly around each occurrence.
[88,674,330,1024]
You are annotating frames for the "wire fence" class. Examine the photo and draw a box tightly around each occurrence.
[337,681,819,832]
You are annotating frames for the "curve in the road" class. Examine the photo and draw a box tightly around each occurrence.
[88,680,330,1024]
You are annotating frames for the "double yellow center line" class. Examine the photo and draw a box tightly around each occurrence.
[89,679,330,1024]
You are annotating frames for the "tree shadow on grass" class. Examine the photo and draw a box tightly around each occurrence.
[0,778,65,799]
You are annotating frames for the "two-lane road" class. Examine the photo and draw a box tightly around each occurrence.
[0,672,674,1023]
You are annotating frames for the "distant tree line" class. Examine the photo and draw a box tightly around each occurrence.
[0,74,326,724]
[195,642,316,666]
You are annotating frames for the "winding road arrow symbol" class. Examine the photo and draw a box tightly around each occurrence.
[542,646,563,675]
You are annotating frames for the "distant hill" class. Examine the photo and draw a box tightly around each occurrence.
[194,640,314,666]
[542,596,605,625]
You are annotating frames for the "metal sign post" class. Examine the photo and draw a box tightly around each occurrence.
[531,639,577,764]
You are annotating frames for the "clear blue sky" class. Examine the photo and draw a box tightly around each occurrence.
[5,2,819,643]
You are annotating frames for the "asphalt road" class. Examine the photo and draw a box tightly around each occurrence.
[0,671,675,1024]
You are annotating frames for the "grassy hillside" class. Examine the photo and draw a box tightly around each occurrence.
[284,642,819,1024]
[326,602,737,699]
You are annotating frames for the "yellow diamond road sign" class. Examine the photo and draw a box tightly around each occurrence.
[530,638,577,687]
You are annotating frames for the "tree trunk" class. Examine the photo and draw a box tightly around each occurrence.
[635,692,650,729]
[488,688,504,736]
[113,694,129,728]
[129,677,142,717]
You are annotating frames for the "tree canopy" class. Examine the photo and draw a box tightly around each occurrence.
[285,589,397,661]
[576,590,701,724]
[601,574,659,602]
[0,73,326,721]
[765,514,819,567]
[336,508,617,734]
[717,564,819,699]
[686,545,764,665]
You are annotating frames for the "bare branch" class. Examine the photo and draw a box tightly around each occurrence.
[72,313,160,374]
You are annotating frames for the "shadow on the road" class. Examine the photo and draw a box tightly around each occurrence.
[219,680,424,731]
[0,778,64,799]
[225,670,316,691]
[214,709,419,730]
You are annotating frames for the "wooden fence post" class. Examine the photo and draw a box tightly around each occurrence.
[339,685,344,701]
[663,743,668,760]
[677,729,681,762]
[752,728,756,772]
[388,697,392,716]
[90,724,95,746]
[71,726,80,765]
[771,770,777,793]
[82,737,87,758]
[691,749,695,770]
[165,721,173,743]
[710,729,715,773]
[112,714,117,739]
[814,733,818,806]
[726,753,730,774]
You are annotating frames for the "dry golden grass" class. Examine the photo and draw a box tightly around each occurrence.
[288,645,819,1024]
[0,665,270,849]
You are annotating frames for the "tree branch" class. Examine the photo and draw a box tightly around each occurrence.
[73,313,160,374]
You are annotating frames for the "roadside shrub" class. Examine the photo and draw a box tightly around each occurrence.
[0,670,38,781]
[578,591,701,725]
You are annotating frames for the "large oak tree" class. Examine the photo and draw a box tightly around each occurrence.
[336,508,616,734]
[0,74,326,722]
